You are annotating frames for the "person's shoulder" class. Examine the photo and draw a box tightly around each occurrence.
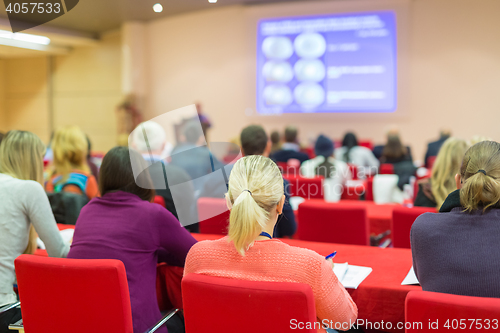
[189,237,230,256]
[279,241,325,266]
[8,176,45,192]
[412,211,441,233]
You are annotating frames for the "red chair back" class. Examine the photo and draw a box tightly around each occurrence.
[379,163,395,174]
[197,197,230,235]
[153,195,166,207]
[298,200,370,245]
[358,140,374,151]
[405,290,500,332]
[348,164,358,180]
[283,175,324,199]
[365,177,374,201]
[391,206,436,248]
[182,273,317,333]
[15,255,133,333]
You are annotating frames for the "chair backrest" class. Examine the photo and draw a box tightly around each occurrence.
[283,175,324,199]
[391,206,436,248]
[358,140,374,151]
[182,273,317,333]
[15,255,133,333]
[365,177,374,201]
[405,290,500,332]
[153,195,166,207]
[197,197,230,235]
[348,164,358,180]
[379,163,395,174]
[298,200,370,245]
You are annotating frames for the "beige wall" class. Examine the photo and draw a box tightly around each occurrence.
[146,0,500,161]
[0,31,121,151]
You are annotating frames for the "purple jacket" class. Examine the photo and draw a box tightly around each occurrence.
[68,191,197,333]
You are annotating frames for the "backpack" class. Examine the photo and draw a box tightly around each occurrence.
[47,173,90,225]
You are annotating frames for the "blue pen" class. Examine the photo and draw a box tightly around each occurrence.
[325,251,337,260]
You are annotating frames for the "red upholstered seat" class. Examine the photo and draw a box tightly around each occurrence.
[283,175,324,199]
[379,163,395,174]
[197,197,230,235]
[358,140,374,151]
[405,290,500,332]
[348,164,358,180]
[153,195,165,207]
[297,200,370,245]
[182,273,317,333]
[391,206,436,248]
[365,177,374,201]
[14,255,134,333]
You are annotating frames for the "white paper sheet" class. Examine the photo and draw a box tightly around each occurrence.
[401,266,420,285]
[333,262,372,289]
[37,229,74,250]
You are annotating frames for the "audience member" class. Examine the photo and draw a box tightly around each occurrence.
[335,132,379,177]
[185,155,357,332]
[86,135,99,181]
[373,129,413,161]
[424,129,451,167]
[45,126,99,200]
[414,138,468,209]
[170,120,221,184]
[411,141,500,297]
[68,147,197,333]
[199,125,297,238]
[0,131,69,332]
[301,135,351,202]
[270,130,281,154]
[130,121,198,231]
[380,134,412,164]
[270,126,309,164]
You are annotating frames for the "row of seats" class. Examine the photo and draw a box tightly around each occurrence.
[196,197,435,248]
[14,254,500,333]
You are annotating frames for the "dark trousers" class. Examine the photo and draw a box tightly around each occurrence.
[0,306,21,333]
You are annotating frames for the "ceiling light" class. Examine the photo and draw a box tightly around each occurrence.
[0,30,50,45]
[208,0,217,3]
[153,3,163,12]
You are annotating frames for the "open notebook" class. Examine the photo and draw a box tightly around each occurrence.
[401,266,420,285]
[333,262,372,289]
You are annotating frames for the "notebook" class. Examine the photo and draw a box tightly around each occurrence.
[333,262,372,289]
[37,228,74,250]
[401,266,420,285]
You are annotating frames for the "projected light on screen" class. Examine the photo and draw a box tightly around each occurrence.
[256,11,397,114]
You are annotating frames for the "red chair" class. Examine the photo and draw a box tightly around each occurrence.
[197,197,230,235]
[283,175,324,199]
[298,200,370,245]
[14,255,177,333]
[182,273,317,333]
[379,163,395,174]
[405,290,500,332]
[391,206,436,248]
[358,140,374,151]
[341,181,366,201]
[365,177,374,201]
[153,195,166,207]
[348,164,358,180]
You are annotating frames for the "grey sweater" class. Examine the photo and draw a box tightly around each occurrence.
[411,190,500,297]
[0,174,69,306]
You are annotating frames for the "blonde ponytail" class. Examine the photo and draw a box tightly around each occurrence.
[459,141,500,212]
[226,155,283,255]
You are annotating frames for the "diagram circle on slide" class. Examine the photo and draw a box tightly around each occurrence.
[263,85,293,106]
[294,59,326,82]
[294,82,325,107]
[262,36,294,60]
[262,61,294,83]
[294,32,327,59]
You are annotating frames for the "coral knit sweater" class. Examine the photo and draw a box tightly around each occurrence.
[184,237,358,332]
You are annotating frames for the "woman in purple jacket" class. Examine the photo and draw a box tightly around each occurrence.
[68,147,197,333]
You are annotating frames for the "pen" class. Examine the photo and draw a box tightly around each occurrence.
[325,251,337,260]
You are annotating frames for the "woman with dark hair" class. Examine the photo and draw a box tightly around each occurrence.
[68,146,197,333]
[380,134,411,164]
[335,132,379,177]
[411,141,500,297]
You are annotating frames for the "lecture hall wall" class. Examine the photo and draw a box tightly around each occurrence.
[146,0,500,161]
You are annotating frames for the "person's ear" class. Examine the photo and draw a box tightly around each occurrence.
[276,195,285,215]
[455,173,462,189]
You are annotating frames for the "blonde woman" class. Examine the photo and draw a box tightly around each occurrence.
[0,131,69,332]
[45,126,98,199]
[414,138,468,209]
[411,141,500,297]
[185,155,357,332]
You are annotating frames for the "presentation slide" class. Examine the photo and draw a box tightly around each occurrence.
[256,11,397,115]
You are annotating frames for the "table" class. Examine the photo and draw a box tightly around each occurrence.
[192,233,421,333]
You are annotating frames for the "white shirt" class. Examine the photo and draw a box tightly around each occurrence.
[335,146,379,177]
[0,174,69,306]
[300,156,351,202]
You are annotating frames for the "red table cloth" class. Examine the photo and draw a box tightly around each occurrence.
[191,234,420,332]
